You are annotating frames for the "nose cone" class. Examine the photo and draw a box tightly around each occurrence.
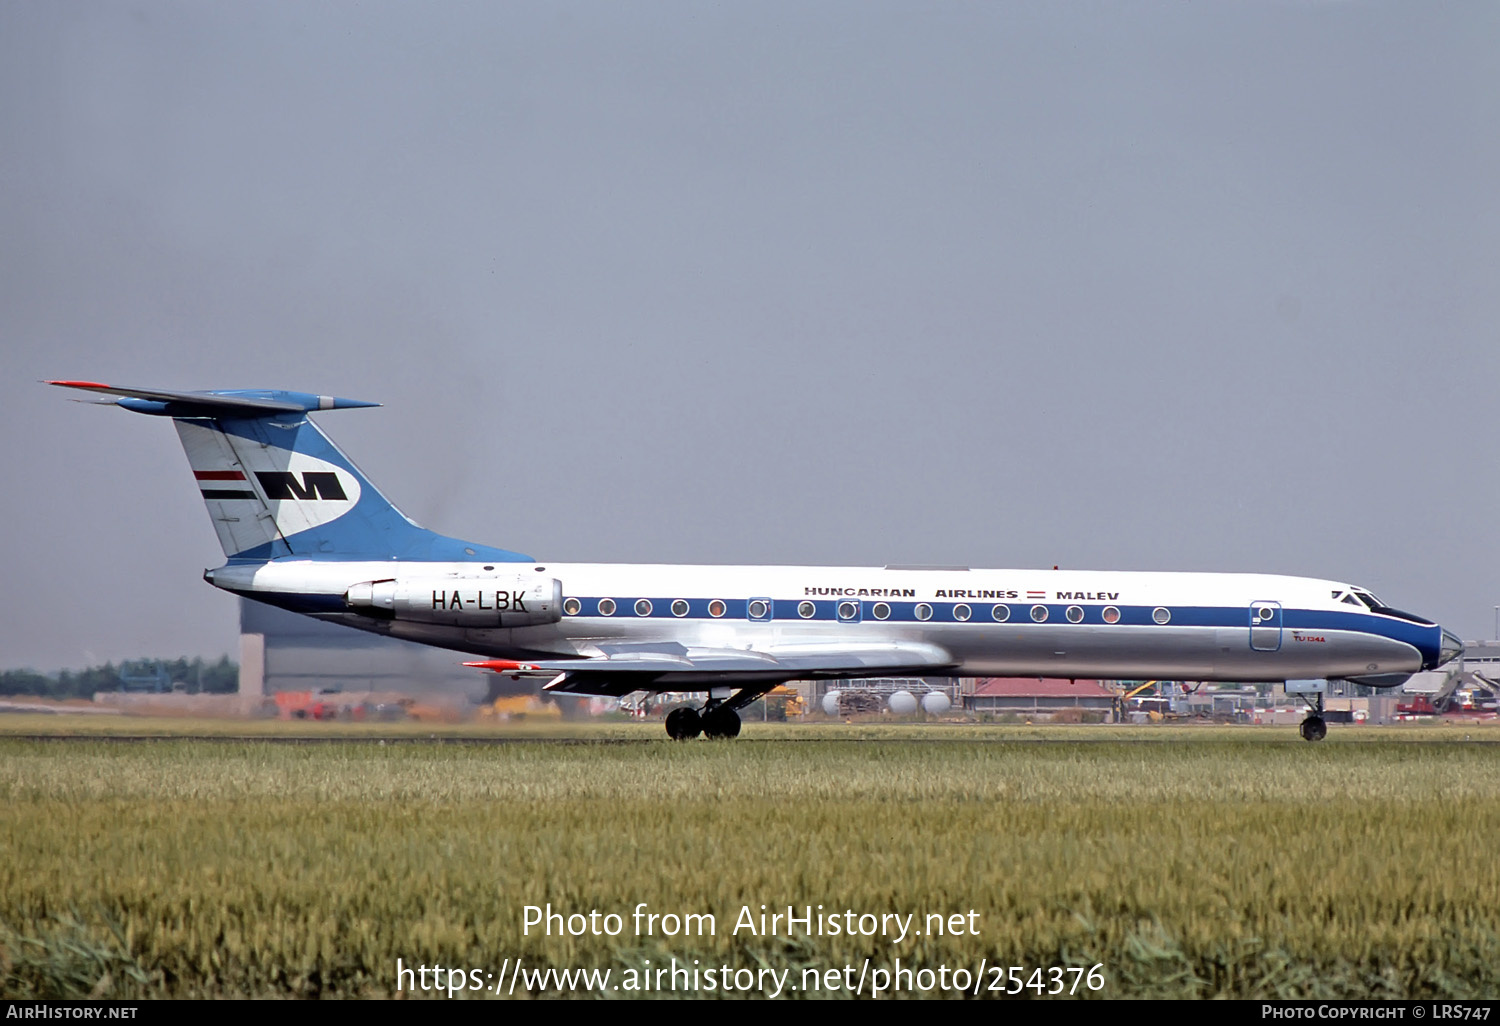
[1431,629,1464,670]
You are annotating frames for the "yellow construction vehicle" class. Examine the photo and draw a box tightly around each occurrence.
[1114,680,1159,722]
[480,694,562,722]
[762,685,805,720]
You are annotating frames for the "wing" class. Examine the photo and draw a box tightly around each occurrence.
[465,641,957,698]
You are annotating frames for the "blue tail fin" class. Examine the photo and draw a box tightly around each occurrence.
[50,381,531,563]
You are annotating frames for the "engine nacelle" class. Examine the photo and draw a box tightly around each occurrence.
[344,576,563,628]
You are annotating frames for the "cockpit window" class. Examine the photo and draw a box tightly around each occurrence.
[1342,594,1364,607]
[1349,588,1435,626]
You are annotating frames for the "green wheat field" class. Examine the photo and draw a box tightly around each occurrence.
[2,719,1497,999]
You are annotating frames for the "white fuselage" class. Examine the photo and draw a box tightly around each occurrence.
[208,560,1443,684]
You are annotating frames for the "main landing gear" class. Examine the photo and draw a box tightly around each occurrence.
[664,698,746,740]
[1299,691,1327,742]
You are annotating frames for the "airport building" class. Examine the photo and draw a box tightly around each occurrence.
[962,678,1115,718]
[237,599,491,702]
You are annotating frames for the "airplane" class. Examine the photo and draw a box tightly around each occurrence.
[50,380,1463,741]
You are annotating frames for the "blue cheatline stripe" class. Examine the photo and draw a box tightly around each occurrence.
[568,597,1440,656]
[226,590,350,614]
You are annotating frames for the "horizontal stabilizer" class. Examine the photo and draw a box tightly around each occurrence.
[47,381,379,417]
[48,379,527,562]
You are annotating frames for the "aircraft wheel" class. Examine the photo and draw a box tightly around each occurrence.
[702,707,741,739]
[665,707,701,741]
[1299,715,1327,742]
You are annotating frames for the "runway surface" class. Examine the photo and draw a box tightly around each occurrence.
[5,733,1497,745]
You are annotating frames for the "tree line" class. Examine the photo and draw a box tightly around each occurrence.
[0,656,239,699]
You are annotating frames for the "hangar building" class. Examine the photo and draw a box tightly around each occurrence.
[963,677,1115,718]
[237,599,492,701]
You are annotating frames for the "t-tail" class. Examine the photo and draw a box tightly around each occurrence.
[48,381,530,564]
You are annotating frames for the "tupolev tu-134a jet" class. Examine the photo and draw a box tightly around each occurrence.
[52,381,1462,741]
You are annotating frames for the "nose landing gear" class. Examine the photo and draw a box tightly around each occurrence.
[1299,715,1327,742]
[1299,691,1327,742]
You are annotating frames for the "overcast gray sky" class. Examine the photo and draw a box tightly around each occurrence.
[3,2,1498,670]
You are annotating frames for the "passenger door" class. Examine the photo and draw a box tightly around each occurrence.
[1249,601,1282,652]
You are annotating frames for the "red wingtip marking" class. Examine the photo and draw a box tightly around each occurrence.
[48,380,112,388]
[464,659,538,672]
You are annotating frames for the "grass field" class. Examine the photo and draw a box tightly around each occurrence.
[2,719,1498,999]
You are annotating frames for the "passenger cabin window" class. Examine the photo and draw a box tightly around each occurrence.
[598,598,616,616]
[635,599,653,616]
[708,600,727,617]
[872,602,891,620]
